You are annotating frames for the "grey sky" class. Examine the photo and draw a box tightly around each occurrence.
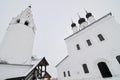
[0,0,120,77]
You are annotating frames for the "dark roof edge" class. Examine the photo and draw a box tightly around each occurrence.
[55,55,69,68]
[5,76,25,80]
[64,12,112,40]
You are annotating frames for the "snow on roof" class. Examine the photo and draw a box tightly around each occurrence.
[0,57,49,80]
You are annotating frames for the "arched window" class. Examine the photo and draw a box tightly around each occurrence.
[16,19,20,23]
[98,34,105,41]
[86,39,92,46]
[82,64,89,73]
[97,62,112,78]
[76,44,80,50]
[24,21,29,26]
[116,55,120,64]
[68,71,71,77]
[63,71,66,77]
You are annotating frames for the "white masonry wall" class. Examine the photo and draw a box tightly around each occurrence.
[56,14,120,80]
[0,7,36,64]
[0,24,35,64]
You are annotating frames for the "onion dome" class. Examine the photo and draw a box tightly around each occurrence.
[71,22,76,28]
[86,12,92,18]
[78,18,86,24]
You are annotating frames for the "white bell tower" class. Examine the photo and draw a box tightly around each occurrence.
[0,6,36,64]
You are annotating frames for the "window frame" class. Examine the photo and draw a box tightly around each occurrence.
[86,39,92,46]
[98,34,105,41]
[76,44,80,50]
[63,71,66,77]
[68,71,71,77]
[82,64,89,74]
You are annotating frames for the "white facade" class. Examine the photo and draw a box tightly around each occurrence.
[56,13,120,80]
[0,6,36,64]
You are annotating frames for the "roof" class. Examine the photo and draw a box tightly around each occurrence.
[43,71,51,78]
[64,12,112,40]
[5,57,49,80]
[55,55,69,68]
[0,63,33,66]
[39,57,49,66]
[6,76,24,80]
[24,57,49,76]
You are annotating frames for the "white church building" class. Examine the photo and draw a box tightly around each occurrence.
[0,6,51,80]
[56,12,120,80]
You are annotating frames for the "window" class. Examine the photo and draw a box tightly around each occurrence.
[83,64,89,73]
[86,39,92,46]
[24,21,29,26]
[98,34,105,41]
[68,71,71,77]
[98,62,112,78]
[63,72,66,77]
[76,44,80,50]
[16,19,20,23]
[116,55,120,64]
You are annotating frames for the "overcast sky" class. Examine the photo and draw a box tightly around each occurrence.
[0,0,120,78]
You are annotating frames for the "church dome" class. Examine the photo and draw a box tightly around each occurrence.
[86,12,92,18]
[78,18,86,24]
[71,22,76,28]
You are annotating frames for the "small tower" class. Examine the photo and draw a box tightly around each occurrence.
[78,17,88,30]
[71,21,78,33]
[85,11,95,23]
[0,6,36,64]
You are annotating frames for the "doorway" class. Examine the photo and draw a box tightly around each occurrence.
[97,62,112,78]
